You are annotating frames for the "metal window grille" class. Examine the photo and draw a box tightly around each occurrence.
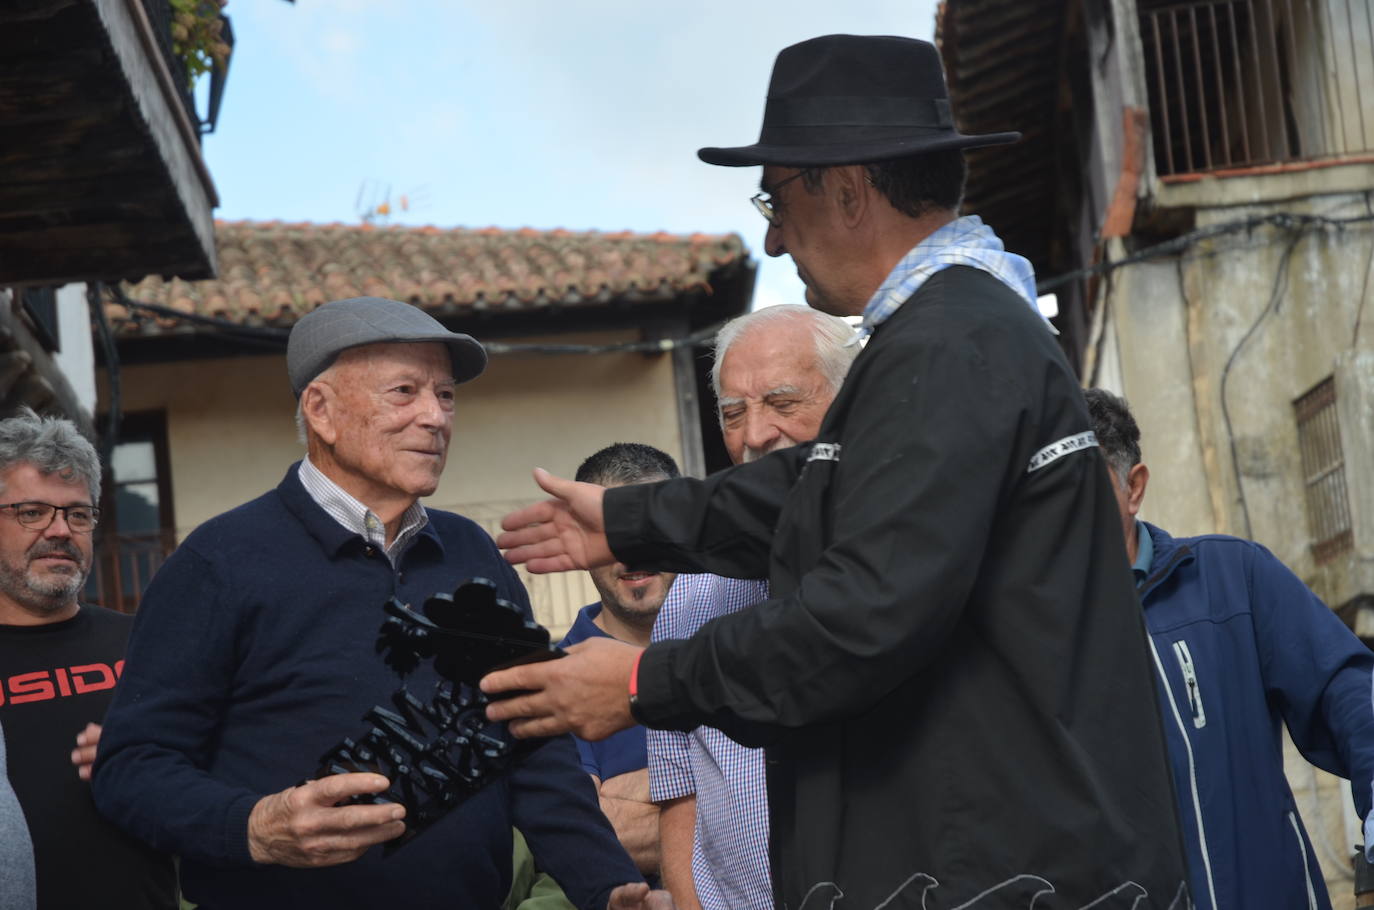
[1294,377,1353,562]
[1140,0,1374,176]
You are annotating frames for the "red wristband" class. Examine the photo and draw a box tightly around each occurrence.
[629,649,644,697]
[628,648,645,721]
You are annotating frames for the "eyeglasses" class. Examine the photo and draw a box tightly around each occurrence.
[750,170,812,227]
[0,502,101,533]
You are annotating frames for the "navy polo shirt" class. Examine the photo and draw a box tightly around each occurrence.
[558,604,648,781]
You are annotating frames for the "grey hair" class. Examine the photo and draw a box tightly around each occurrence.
[710,305,858,421]
[1083,388,1142,486]
[0,407,102,499]
[295,360,340,446]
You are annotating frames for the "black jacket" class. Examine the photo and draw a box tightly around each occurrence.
[609,267,1190,910]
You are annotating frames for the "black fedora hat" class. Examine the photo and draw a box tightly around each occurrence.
[699,35,1019,167]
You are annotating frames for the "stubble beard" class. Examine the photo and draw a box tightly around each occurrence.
[604,582,666,629]
[0,542,88,615]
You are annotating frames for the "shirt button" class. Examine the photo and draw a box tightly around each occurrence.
[398,572,406,583]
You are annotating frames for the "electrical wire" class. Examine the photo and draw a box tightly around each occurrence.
[1217,229,1304,540]
[108,288,290,350]
[1351,191,1374,348]
[1036,209,1374,296]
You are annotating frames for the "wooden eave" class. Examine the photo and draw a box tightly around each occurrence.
[0,0,219,286]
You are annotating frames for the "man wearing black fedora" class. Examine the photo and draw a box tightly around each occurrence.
[485,35,1191,909]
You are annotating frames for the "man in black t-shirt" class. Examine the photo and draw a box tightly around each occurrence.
[0,408,175,909]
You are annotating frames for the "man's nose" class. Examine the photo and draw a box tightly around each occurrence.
[764,222,786,258]
[742,411,781,451]
[416,389,450,429]
[44,510,75,538]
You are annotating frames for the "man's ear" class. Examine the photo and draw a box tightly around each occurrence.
[1126,463,1149,517]
[300,381,338,446]
[833,165,871,226]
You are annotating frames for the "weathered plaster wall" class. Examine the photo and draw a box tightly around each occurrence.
[1094,183,1374,908]
[1098,190,1374,596]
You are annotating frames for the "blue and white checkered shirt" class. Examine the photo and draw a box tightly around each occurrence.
[856,214,1043,340]
[648,574,773,910]
[296,458,428,565]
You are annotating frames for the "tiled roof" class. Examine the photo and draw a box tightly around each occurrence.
[110,220,751,331]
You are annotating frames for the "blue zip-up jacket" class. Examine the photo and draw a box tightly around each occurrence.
[1138,522,1374,910]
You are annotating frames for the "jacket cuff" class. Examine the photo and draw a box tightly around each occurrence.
[604,484,655,566]
[633,642,701,733]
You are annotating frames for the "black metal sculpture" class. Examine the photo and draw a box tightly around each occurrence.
[314,577,563,851]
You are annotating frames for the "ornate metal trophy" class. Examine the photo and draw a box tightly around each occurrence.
[313,577,563,852]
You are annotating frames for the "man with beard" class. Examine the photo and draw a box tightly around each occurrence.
[559,443,681,880]
[0,408,175,909]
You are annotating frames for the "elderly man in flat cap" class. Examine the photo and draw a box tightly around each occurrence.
[485,35,1191,910]
[92,299,665,910]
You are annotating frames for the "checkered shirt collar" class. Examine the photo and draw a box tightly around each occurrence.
[297,457,429,564]
[854,215,1044,342]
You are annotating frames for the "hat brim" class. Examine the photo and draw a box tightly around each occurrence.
[697,130,1021,167]
[442,335,488,385]
[306,333,487,395]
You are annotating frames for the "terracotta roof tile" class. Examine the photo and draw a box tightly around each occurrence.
[113,220,749,332]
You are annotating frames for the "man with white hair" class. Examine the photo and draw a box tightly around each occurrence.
[652,305,856,910]
[93,298,663,910]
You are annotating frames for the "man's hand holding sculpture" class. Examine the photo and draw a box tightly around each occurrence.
[247,773,404,867]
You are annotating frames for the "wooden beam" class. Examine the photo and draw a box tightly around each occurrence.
[0,175,170,218]
[0,296,94,433]
[0,0,78,24]
[0,351,34,401]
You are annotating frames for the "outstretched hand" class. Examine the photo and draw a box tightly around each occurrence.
[497,469,614,573]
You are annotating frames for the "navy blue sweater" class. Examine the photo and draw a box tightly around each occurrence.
[93,465,637,909]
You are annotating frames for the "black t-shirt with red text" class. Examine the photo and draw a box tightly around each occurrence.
[0,605,176,909]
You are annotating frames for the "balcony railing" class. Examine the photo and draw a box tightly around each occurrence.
[87,530,178,614]
[1141,0,1374,176]
[137,0,234,137]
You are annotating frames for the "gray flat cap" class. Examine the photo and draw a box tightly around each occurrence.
[287,297,487,396]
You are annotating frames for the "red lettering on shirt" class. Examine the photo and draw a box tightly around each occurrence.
[1,663,121,705]
[8,671,56,704]
[70,664,116,694]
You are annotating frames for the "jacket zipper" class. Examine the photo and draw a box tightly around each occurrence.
[1172,640,1207,728]
[1148,636,1219,910]
[1288,811,1318,910]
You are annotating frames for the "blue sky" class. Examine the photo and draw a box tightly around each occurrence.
[202,1,938,309]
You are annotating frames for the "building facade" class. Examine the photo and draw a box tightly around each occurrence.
[940,0,1373,903]
[94,219,755,636]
